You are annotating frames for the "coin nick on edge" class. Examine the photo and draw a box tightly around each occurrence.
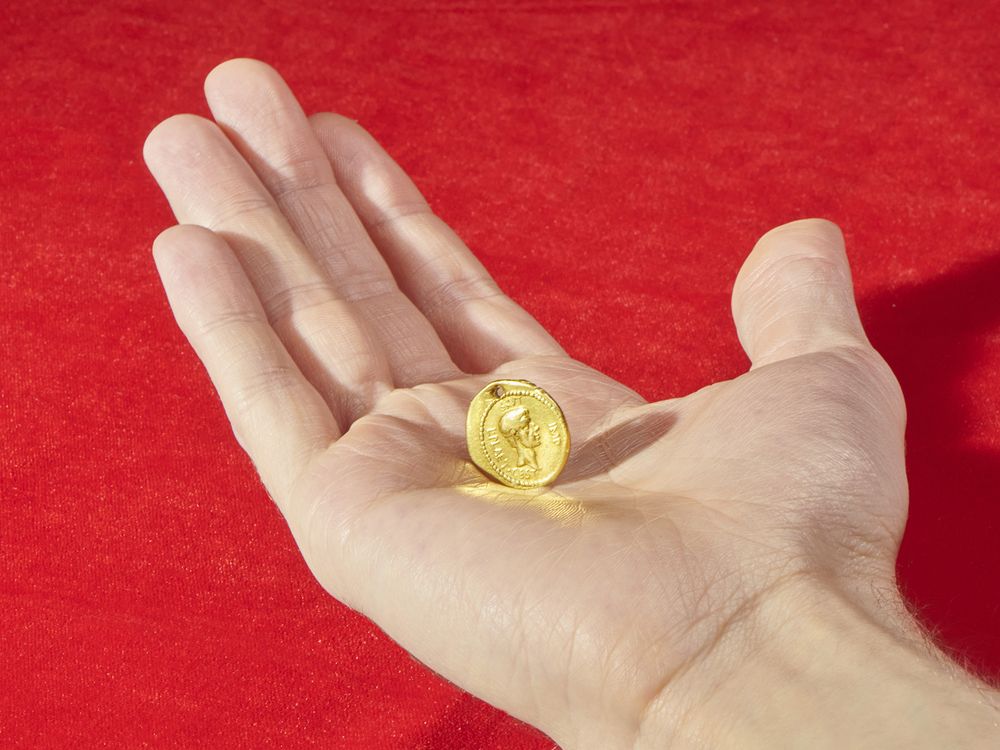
[466,379,571,488]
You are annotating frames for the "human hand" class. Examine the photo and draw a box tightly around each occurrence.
[144,59,997,749]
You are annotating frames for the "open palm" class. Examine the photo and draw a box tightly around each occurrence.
[145,59,908,750]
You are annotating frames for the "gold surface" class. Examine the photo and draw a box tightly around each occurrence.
[466,379,571,488]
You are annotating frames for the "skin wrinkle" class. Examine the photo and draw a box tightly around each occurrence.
[750,294,846,334]
[369,383,460,437]
[231,115,382,245]
[358,316,459,383]
[314,122,570,369]
[405,248,499,312]
[576,537,675,720]
[204,195,278,233]
[253,152,333,202]
[197,168,274,212]
[209,139,451,388]
[504,582,544,734]
[561,604,585,748]
[632,570,815,750]
[275,301,386,368]
[203,326,276,376]
[391,226,466,278]
[735,251,843,305]
[300,232,392,288]
[297,443,369,560]
[355,296,452,357]
[313,124,548,334]
[276,301,372,365]
[523,583,578,736]
[220,101,301,159]
[318,119,380,184]
[280,188,375,257]
[252,278,340,324]
[276,342,384,426]
[221,233,306,283]
[207,112,467,386]
[734,246,857,350]
[420,274,507,319]
[631,572,741,713]
[150,125,273,218]
[152,118,419,403]
[750,297,854,343]
[365,200,436,234]
[405,221,469,268]
[366,312,431,361]
[191,307,262,337]
[225,363,303,422]
[348,153,414,219]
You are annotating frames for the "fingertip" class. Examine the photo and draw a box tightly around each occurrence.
[308,111,365,142]
[142,115,179,166]
[143,113,219,174]
[755,217,843,245]
[152,222,214,253]
[204,57,281,95]
[731,217,866,367]
[735,217,849,299]
[738,218,846,282]
[306,111,336,126]
[151,224,230,288]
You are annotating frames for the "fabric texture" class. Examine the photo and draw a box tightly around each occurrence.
[2,1,999,747]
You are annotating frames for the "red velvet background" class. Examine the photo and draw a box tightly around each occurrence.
[3,1,999,747]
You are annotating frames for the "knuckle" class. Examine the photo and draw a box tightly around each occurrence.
[421,274,504,316]
[336,268,398,302]
[206,193,273,229]
[366,199,432,233]
[260,280,336,324]
[194,308,261,337]
[266,154,331,202]
[229,364,300,420]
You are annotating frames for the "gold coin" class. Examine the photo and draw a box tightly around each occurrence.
[466,379,571,488]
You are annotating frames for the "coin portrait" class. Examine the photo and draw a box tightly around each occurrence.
[466,380,571,488]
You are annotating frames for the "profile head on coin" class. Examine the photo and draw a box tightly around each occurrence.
[498,406,542,470]
[466,379,571,488]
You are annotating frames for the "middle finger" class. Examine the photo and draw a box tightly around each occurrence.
[203,58,461,387]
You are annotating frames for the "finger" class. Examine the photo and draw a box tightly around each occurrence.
[203,58,461,387]
[143,113,392,426]
[308,111,567,373]
[152,224,339,501]
[731,218,871,368]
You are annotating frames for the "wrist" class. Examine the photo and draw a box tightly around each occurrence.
[634,573,1000,749]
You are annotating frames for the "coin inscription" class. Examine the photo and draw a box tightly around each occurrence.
[467,380,570,488]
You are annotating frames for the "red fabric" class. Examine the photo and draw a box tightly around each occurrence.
[3,1,999,746]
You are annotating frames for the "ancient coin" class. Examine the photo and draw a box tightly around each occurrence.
[466,379,570,488]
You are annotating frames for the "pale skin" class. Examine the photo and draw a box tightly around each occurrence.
[144,59,1000,749]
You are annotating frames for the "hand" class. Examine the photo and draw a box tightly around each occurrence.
[144,59,997,749]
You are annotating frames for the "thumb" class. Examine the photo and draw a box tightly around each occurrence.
[731,218,870,368]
